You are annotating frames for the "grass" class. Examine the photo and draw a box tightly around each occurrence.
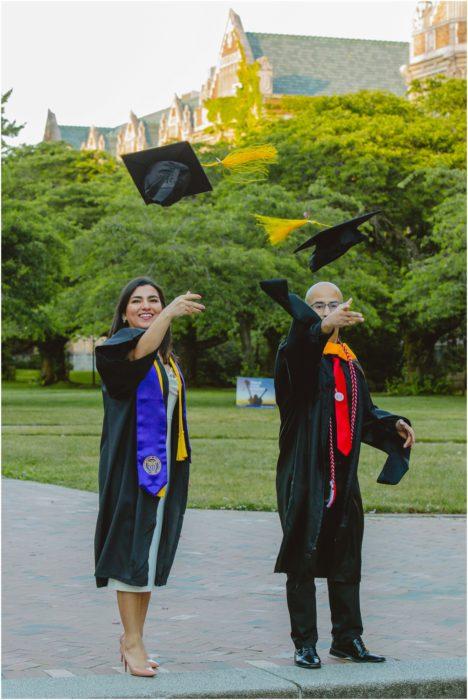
[2,381,466,513]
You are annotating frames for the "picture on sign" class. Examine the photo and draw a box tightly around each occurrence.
[236,377,276,408]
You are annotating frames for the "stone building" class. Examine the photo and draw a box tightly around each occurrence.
[401,0,466,85]
[43,7,418,157]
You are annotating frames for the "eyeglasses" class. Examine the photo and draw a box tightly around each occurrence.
[311,302,340,312]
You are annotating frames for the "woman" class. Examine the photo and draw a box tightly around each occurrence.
[94,276,204,677]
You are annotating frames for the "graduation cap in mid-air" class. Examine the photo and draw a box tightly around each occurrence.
[122,142,278,207]
[294,210,381,271]
[122,141,213,207]
[256,210,381,271]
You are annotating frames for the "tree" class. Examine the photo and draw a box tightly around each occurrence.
[2,142,120,382]
[250,80,466,387]
[394,168,466,390]
[2,201,70,381]
[3,80,465,390]
[59,180,290,381]
[1,89,25,153]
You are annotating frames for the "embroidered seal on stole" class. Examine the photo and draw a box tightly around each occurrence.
[143,456,162,475]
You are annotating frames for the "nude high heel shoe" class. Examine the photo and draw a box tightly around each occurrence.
[120,634,159,669]
[121,648,156,677]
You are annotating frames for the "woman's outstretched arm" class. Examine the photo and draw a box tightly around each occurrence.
[131,292,204,360]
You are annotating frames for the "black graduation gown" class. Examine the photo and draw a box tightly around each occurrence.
[93,327,190,588]
[261,279,411,583]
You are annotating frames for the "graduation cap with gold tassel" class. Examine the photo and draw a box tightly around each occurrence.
[254,214,328,246]
[256,210,381,271]
[123,141,279,208]
[202,144,278,182]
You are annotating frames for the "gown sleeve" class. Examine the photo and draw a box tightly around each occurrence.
[95,327,159,400]
[260,278,332,386]
[360,378,412,485]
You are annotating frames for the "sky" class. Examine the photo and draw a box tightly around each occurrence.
[2,0,416,145]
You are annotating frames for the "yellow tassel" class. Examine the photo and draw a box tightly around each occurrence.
[255,215,328,245]
[153,359,164,392]
[203,145,277,181]
[169,357,189,462]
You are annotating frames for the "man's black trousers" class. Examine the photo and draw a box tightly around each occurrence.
[286,575,363,648]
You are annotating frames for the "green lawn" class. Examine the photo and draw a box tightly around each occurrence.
[2,381,466,513]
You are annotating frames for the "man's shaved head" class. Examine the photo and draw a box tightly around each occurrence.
[305,281,343,305]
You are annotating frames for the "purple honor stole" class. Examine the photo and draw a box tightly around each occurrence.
[136,357,189,498]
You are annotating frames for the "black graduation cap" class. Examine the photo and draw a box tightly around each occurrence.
[121,141,212,207]
[293,210,381,272]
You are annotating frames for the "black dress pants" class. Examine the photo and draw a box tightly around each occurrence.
[286,575,363,649]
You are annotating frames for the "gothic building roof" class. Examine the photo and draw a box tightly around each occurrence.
[139,92,200,126]
[54,125,95,150]
[55,124,116,149]
[59,91,200,155]
[245,32,408,96]
[43,10,428,155]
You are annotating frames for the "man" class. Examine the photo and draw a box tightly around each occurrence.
[260,278,415,669]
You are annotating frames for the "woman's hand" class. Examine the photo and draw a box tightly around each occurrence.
[396,419,416,448]
[321,298,364,335]
[163,291,205,321]
[130,292,204,360]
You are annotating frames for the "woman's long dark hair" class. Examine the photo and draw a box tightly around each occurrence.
[109,276,173,363]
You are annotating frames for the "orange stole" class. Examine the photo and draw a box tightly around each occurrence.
[323,341,357,361]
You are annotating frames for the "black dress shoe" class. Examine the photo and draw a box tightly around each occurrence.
[294,646,321,669]
[330,637,385,663]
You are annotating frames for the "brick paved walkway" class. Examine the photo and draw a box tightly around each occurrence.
[2,479,466,680]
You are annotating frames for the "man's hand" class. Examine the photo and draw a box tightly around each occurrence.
[321,298,364,335]
[396,419,415,448]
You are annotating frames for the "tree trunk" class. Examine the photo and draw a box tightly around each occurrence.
[263,327,282,375]
[37,336,69,385]
[1,342,16,380]
[176,325,198,386]
[196,332,228,351]
[2,339,36,380]
[401,331,438,384]
[237,314,255,375]
[177,327,229,386]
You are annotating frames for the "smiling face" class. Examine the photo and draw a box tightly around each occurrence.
[305,281,343,320]
[124,284,163,329]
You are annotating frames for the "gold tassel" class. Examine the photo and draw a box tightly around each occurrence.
[169,357,188,461]
[255,215,328,245]
[153,359,163,392]
[203,145,277,181]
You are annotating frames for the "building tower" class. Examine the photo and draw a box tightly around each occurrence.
[401,0,467,85]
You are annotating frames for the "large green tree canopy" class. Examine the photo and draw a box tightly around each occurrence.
[2,77,466,390]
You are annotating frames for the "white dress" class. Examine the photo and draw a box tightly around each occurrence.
[108,365,179,592]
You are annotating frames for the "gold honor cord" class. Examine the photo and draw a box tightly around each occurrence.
[150,358,189,497]
[169,357,189,462]
[153,360,164,392]
[202,145,278,182]
[254,215,329,245]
